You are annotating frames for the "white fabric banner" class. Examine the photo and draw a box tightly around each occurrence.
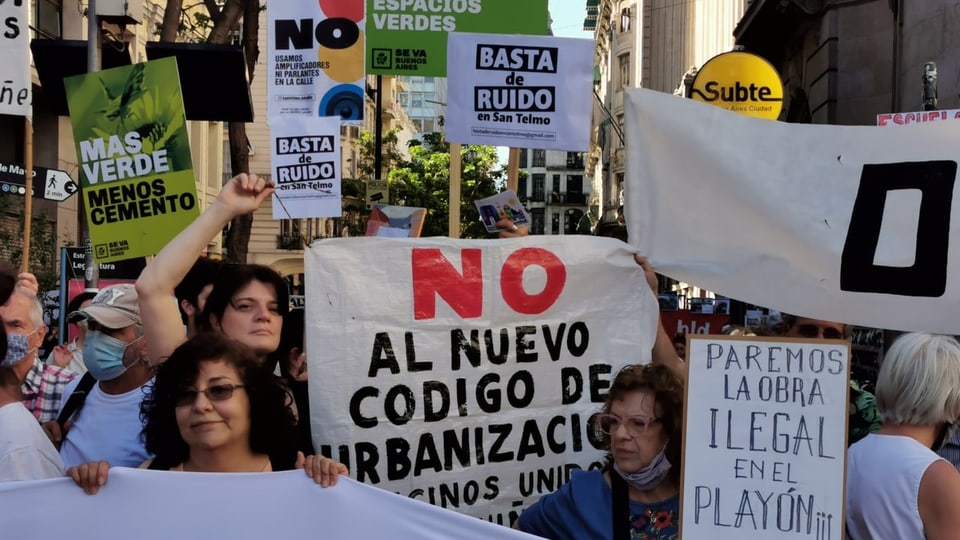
[270,115,342,219]
[305,236,658,522]
[0,0,31,118]
[266,2,365,121]
[624,88,960,334]
[446,33,593,151]
[0,469,538,538]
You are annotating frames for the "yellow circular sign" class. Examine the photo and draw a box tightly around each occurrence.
[690,51,784,120]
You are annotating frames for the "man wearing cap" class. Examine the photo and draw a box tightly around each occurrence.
[55,284,153,468]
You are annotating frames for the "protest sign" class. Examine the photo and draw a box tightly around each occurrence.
[446,33,593,151]
[366,0,549,76]
[877,108,960,126]
[681,335,849,540]
[0,469,539,539]
[474,190,530,233]
[0,0,30,117]
[64,57,198,263]
[305,236,659,521]
[267,0,365,120]
[624,87,960,334]
[271,115,342,219]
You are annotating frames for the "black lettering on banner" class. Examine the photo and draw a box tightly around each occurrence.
[349,386,378,428]
[385,384,416,425]
[368,332,400,376]
[274,18,358,50]
[841,161,956,296]
[423,380,450,422]
[475,45,559,73]
[474,87,556,112]
[561,366,583,404]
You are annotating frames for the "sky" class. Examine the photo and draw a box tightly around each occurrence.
[495,0,593,166]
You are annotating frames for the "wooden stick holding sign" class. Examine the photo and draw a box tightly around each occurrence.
[506,147,520,193]
[448,142,462,238]
[21,118,33,273]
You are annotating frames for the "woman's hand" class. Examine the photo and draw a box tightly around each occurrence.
[67,461,110,495]
[214,173,275,218]
[495,218,529,238]
[301,454,349,487]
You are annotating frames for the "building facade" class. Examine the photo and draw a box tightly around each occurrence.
[515,149,590,235]
[397,76,448,137]
[585,0,746,227]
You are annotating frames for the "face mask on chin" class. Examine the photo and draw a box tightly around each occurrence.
[613,444,672,491]
[2,328,40,368]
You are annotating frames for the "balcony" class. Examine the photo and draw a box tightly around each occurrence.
[566,153,585,170]
[276,233,303,250]
[548,192,588,205]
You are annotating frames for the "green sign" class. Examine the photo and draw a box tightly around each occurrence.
[64,57,199,263]
[366,0,549,76]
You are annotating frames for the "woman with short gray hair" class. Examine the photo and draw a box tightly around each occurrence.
[846,332,960,540]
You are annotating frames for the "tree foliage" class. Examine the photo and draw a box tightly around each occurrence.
[0,197,67,296]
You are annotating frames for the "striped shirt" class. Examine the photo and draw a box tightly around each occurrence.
[20,358,77,423]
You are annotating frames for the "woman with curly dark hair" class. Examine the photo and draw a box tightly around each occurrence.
[514,363,684,540]
[66,334,346,493]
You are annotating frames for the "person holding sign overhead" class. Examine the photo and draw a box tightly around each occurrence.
[846,333,960,540]
[513,363,683,539]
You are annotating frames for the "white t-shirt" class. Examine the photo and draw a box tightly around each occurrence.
[0,402,64,481]
[847,433,944,539]
[58,377,153,469]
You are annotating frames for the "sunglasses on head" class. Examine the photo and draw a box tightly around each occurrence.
[175,384,244,407]
[795,324,843,340]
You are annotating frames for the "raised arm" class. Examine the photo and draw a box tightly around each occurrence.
[136,173,274,364]
[634,255,686,379]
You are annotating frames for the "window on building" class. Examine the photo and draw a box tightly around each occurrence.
[399,94,409,107]
[551,213,560,235]
[566,152,584,169]
[531,208,546,235]
[35,0,62,39]
[532,174,546,202]
[620,7,631,32]
[567,175,583,193]
[518,149,528,168]
[532,149,546,167]
[518,175,528,199]
[617,115,625,147]
[412,98,423,108]
[565,209,585,234]
[619,54,630,88]
[552,174,561,194]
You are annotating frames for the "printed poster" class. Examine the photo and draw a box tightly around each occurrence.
[366,0,549,76]
[446,33,594,151]
[305,236,659,521]
[681,336,849,540]
[0,0,31,117]
[624,87,960,334]
[268,0,365,121]
[474,189,531,233]
[64,57,198,263]
[271,115,342,219]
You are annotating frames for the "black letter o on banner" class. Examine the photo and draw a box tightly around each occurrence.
[841,160,956,296]
[316,18,358,49]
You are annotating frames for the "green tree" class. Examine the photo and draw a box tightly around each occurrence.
[0,196,68,296]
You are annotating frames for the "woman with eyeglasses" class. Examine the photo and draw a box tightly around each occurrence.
[513,363,683,540]
[66,334,346,492]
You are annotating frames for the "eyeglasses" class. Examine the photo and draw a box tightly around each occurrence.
[175,384,245,407]
[795,324,844,340]
[595,413,659,436]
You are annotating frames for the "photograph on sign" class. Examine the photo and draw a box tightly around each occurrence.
[0,0,31,117]
[271,115,342,219]
[305,236,659,521]
[681,335,849,540]
[366,0,549,77]
[446,33,594,151]
[64,57,199,263]
[267,0,365,121]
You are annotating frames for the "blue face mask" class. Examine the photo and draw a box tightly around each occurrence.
[2,331,36,368]
[83,331,140,381]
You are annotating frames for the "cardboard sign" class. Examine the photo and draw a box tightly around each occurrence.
[64,58,199,263]
[681,335,849,540]
[446,33,593,151]
[0,0,30,117]
[305,236,659,521]
[271,115,342,219]
[267,0,365,120]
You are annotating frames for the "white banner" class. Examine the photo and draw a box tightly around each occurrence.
[446,33,593,151]
[0,0,31,118]
[271,115,342,219]
[266,2,365,121]
[681,336,849,540]
[877,108,960,126]
[0,469,538,539]
[305,236,658,522]
[624,88,960,334]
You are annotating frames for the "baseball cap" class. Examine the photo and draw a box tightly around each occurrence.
[67,284,141,329]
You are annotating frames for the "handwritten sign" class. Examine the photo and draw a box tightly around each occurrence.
[681,336,849,540]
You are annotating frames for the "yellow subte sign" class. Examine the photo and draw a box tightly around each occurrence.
[690,51,784,120]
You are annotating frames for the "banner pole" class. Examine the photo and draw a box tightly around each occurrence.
[507,147,520,193]
[448,143,462,238]
[83,0,100,291]
[21,117,33,273]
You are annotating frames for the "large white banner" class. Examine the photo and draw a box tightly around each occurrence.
[271,115,342,219]
[446,33,593,151]
[0,469,538,538]
[625,88,960,334]
[305,236,658,522]
[267,1,365,121]
[681,336,849,540]
[0,0,31,117]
